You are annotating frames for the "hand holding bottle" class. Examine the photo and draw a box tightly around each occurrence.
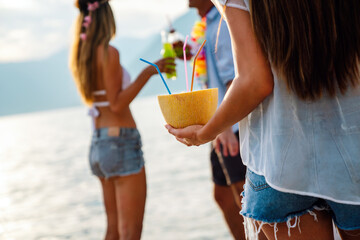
[161,31,177,80]
[153,57,176,76]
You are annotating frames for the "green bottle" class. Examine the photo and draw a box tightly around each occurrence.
[160,31,176,80]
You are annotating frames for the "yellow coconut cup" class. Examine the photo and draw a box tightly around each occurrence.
[157,88,218,128]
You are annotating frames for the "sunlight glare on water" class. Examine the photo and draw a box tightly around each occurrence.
[0,97,231,240]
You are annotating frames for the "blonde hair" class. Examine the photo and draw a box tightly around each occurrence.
[70,0,116,105]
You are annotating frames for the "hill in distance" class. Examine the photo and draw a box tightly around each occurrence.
[0,9,199,116]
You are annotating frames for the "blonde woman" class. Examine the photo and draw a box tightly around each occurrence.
[70,0,175,239]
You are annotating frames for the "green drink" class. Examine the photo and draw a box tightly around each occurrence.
[161,31,177,80]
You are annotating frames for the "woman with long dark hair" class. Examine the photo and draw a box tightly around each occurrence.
[70,1,175,239]
[167,0,360,239]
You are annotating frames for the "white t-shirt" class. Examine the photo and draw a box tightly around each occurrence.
[211,0,249,14]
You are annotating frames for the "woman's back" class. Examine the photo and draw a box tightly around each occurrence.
[240,70,360,204]
[230,0,360,204]
[91,45,136,129]
[167,0,360,238]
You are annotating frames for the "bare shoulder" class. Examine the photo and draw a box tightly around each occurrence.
[95,45,121,66]
[102,45,123,85]
[107,45,120,64]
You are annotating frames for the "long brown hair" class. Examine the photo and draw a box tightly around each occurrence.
[70,0,116,105]
[249,0,360,100]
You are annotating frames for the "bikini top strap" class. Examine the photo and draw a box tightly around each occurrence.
[93,89,107,96]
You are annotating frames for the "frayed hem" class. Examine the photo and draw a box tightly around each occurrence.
[242,205,328,240]
[103,163,145,180]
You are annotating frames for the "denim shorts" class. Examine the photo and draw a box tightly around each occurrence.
[241,169,360,230]
[89,127,144,179]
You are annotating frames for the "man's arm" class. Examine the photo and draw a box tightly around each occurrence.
[213,81,239,157]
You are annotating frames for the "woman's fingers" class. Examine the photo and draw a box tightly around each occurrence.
[164,57,175,62]
[165,124,190,139]
[165,125,191,146]
[155,58,176,74]
[175,137,192,146]
[165,124,204,146]
[164,65,176,74]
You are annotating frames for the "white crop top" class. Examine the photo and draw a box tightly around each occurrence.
[121,67,131,89]
[88,66,131,129]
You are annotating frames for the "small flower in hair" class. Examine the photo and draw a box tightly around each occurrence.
[80,33,87,41]
[82,15,92,28]
[88,2,100,11]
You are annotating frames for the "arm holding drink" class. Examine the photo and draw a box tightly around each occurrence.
[167,0,360,239]
[70,1,176,238]
[104,47,175,113]
[165,7,273,146]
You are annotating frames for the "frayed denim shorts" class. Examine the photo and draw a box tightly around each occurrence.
[89,127,144,179]
[241,169,360,231]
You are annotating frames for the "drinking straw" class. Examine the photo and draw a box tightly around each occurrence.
[191,39,206,91]
[183,35,189,92]
[139,58,171,95]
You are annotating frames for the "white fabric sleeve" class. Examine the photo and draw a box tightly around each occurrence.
[211,0,249,12]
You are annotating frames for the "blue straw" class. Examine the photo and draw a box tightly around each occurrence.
[139,58,171,95]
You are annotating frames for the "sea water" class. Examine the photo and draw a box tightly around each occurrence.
[0,97,230,240]
[0,96,342,240]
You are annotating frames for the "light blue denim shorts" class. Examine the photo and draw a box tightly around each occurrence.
[89,128,144,179]
[241,169,360,230]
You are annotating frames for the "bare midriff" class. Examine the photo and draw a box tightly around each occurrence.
[94,106,137,129]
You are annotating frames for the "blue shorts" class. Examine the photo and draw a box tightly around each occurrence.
[210,131,246,186]
[89,128,144,179]
[241,169,360,230]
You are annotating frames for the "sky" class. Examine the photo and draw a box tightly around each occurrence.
[0,0,188,63]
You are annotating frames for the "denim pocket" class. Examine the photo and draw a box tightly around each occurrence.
[246,169,271,192]
[88,142,97,166]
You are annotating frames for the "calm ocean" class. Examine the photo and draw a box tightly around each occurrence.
[0,96,343,240]
[0,96,231,240]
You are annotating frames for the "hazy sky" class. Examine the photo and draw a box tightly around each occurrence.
[0,0,188,63]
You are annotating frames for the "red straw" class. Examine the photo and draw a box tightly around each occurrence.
[191,40,206,91]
